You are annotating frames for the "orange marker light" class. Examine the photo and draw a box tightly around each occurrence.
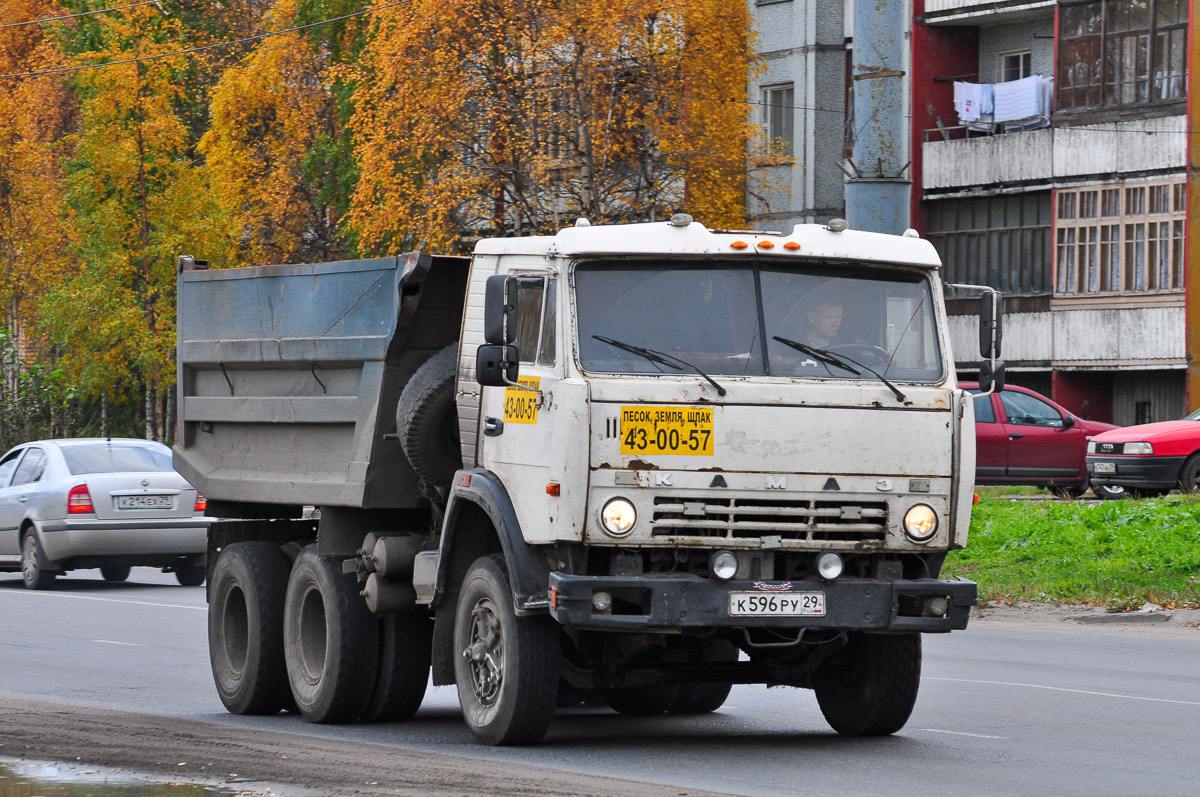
[551,586,559,610]
[783,241,801,250]
[973,492,980,505]
[461,473,472,487]
[757,241,775,249]
[546,483,560,496]
[731,241,749,250]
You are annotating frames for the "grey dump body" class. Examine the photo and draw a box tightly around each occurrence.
[174,253,468,510]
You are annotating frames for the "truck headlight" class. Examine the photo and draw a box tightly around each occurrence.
[1125,442,1154,455]
[816,551,844,580]
[710,550,738,580]
[903,504,938,542]
[600,497,637,537]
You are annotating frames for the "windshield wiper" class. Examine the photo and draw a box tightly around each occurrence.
[594,335,727,397]
[773,336,906,403]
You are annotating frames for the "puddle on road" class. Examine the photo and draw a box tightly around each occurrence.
[0,761,243,796]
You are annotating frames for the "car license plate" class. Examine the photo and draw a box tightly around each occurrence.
[728,591,825,617]
[1093,462,1116,473]
[116,495,173,510]
[619,406,714,455]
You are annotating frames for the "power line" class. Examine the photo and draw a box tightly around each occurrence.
[0,1,158,30]
[0,0,414,79]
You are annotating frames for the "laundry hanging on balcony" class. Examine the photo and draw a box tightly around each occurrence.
[954,75,1053,133]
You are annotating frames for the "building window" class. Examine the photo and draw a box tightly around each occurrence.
[1058,0,1188,111]
[1054,179,1186,295]
[762,83,794,156]
[1000,51,1033,82]
[926,192,1052,296]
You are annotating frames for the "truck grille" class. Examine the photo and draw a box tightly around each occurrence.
[650,496,888,542]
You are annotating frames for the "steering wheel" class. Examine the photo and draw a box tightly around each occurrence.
[827,343,890,368]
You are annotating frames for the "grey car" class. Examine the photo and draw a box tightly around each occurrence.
[0,438,213,589]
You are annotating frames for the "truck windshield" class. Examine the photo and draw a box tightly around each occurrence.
[575,260,944,382]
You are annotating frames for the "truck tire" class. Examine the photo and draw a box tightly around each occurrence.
[669,638,739,714]
[396,344,462,490]
[209,542,292,715]
[284,546,379,723]
[453,554,558,745]
[603,685,681,716]
[360,611,432,722]
[813,632,921,736]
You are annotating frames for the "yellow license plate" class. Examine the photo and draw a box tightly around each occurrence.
[620,406,713,455]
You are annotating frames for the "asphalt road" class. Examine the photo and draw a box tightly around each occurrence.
[0,568,1197,796]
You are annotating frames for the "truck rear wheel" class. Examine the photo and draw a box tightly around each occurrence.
[669,638,739,714]
[453,554,558,745]
[603,685,681,716]
[209,542,292,715]
[284,546,379,723]
[813,632,921,736]
[396,344,462,491]
[360,611,432,722]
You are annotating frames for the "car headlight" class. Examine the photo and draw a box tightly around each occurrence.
[1125,442,1154,455]
[903,504,939,542]
[1086,441,1097,454]
[600,497,637,537]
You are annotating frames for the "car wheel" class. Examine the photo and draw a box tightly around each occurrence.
[1092,483,1127,500]
[813,632,921,736]
[176,556,206,586]
[209,542,293,715]
[453,554,558,745]
[1178,454,1200,493]
[283,546,379,723]
[21,530,56,590]
[100,564,131,582]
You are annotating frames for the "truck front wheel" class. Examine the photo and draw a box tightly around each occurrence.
[453,554,558,745]
[813,632,921,736]
[283,546,379,723]
[209,542,292,714]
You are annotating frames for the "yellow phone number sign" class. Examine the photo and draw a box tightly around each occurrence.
[620,406,714,455]
[503,377,541,424]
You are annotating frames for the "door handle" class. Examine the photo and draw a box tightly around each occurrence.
[483,417,504,437]
[1009,433,1025,439]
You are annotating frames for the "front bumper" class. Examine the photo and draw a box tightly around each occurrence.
[548,572,976,633]
[1086,455,1184,489]
[38,517,213,560]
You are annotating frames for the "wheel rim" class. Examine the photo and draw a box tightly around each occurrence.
[21,535,38,584]
[462,596,503,707]
[221,585,249,677]
[297,583,328,684]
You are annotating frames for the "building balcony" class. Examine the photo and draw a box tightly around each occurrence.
[922,115,1186,194]
[923,0,1053,25]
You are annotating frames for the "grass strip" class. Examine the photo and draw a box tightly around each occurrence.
[944,494,1200,609]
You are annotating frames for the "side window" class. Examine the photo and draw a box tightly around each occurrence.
[971,393,996,423]
[11,447,46,485]
[513,276,556,367]
[0,449,23,488]
[1000,392,1064,427]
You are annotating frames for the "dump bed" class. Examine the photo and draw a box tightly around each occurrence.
[174,252,469,510]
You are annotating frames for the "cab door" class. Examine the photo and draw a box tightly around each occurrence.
[477,275,561,544]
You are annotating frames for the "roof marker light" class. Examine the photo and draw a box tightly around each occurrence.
[827,218,849,232]
[731,241,748,250]
[783,241,801,251]
[756,241,774,250]
[669,213,693,227]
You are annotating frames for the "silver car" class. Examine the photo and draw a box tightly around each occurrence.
[0,438,214,589]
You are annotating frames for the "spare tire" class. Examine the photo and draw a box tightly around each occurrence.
[396,344,462,490]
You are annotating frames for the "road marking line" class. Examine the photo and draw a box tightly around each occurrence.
[919,728,1008,739]
[0,591,205,611]
[91,639,146,647]
[926,676,1200,707]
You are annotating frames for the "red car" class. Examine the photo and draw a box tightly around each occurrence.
[1086,408,1200,497]
[965,383,1120,498]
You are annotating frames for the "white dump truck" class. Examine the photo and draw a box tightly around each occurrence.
[175,214,999,745]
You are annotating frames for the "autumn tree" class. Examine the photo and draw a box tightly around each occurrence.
[347,0,759,254]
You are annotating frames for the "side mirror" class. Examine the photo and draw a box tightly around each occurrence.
[979,290,1004,360]
[484,275,516,345]
[476,344,519,386]
[1062,413,1076,429]
[978,359,1006,394]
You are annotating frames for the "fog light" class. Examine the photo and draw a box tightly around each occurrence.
[600,498,637,537]
[816,551,844,580]
[592,591,613,612]
[925,596,949,617]
[903,504,939,542]
[710,550,738,580]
